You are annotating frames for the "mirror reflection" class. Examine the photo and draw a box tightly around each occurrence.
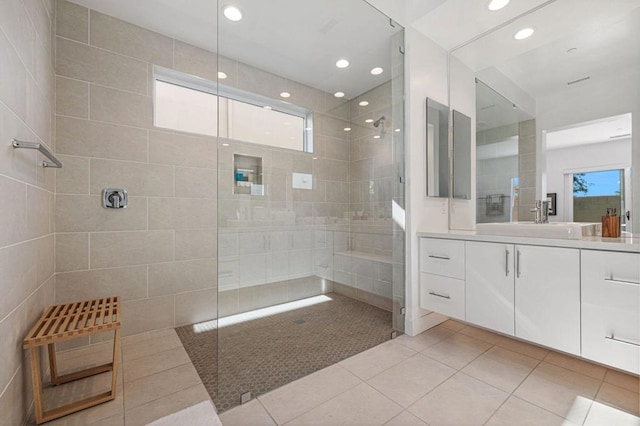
[426,98,450,197]
[451,0,638,232]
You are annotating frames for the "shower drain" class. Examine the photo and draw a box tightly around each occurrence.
[292,319,305,325]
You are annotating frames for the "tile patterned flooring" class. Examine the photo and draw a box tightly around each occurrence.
[176,292,393,412]
[23,319,640,426]
[220,320,640,426]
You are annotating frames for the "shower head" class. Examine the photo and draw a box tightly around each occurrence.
[373,116,386,128]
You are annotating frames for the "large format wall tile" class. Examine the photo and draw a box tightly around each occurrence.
[55,233,89,272]
[149,259,217,297]
[120,295,175,337]
[56,116,148,161]
[55,265,147,303]
[56,0,88,43]
[55,195,147,232]
[90,230,174,268]
[149,130,217,168]
[175,288,218,326]
[90,159,174,197]
[90,11,173,68]
[55,76,88,118]
[57,37,148,94]
[89,84,152,128]
[175,229,217,261]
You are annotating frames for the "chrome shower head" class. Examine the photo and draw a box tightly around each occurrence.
[373,116,386,128]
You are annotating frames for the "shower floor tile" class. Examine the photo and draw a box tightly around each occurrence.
[175,292,393,412]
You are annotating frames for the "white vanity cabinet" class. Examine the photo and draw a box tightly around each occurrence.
[465,241,515,336]
[581,250,640,374]
[419,238,466,320]
[514,245,580,355]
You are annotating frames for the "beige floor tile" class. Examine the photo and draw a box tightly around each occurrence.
[219,399,276,426]
[513,362,600,425]
[91,413,125,426]
[395,326,457,352]
[287,383,403,425]
[123,363,202,410]
[36,376,124,425]
[123,346,191,382]
[124,383,211,425]
[339,340,416,380]
[495,336,549,360]
[384,410,428,426]
[408,372,509,426]
[544,351,607,380]
[422,333,492,370]
[486,396,578,426]
[368,353,456,408]
[438,319,466,332]
[604,369,640,393]
[462,346,540,393]
[122,329,183,362]
[584,400,640,426]
[596,382,640,416]
[258,364,361,424]
[458,325,502,345]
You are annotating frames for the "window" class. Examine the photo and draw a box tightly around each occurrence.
[153,67,313,152]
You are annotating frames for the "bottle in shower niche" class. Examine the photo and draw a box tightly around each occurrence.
[233,154,263,195]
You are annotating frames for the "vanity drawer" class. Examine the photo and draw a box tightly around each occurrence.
[420,238,465,279]
[581,250,640,374]
[420,272,465,320]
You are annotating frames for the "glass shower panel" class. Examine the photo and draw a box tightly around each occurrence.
[216,0,404,412]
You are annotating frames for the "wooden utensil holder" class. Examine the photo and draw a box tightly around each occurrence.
[602,216,620,238]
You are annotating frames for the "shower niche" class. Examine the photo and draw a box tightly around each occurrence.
[234,154,264,196]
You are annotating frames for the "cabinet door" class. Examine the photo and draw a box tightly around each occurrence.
[466,242,515,335]
[582,250,640,374]
[515,245,580,355]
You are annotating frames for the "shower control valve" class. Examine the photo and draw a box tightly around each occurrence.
[102,189,128,209]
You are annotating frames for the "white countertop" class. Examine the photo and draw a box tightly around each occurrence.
[417,230,640,253]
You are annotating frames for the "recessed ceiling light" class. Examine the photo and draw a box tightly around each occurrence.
[336,59,349,68]
[218,71,227,79]
[373,135,381,139]
[223,5,242,21]
[263,105,272,110]
[280,92,291,98]
[312,157,318,160]
[370,67,384,75]
[514,28,534,40]
[395,128,401,132]
[344,127,351,132]
[488,0,510,11]
[222,143,229,146]
[334,91,345,98]
[359,101,369,106]
[365,119,373,123]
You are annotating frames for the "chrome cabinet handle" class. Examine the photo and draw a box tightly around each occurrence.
[505,249,510,276]
[604,277,640,286]
[605,334,640,347]
[428,291,451,299]
[428,254,450,260]
[516,250,521,278]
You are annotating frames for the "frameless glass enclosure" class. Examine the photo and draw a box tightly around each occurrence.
[213,0,405,411]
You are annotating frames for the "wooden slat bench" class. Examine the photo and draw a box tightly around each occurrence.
[23,297,121,424]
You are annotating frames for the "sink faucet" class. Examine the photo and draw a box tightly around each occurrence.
[531,200,550,224]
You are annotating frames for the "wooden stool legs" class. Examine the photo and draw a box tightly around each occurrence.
[30,330,120,424]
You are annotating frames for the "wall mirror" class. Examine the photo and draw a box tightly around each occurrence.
[452,109,471,200]
[450,0,639,233]
[426,98,450,197]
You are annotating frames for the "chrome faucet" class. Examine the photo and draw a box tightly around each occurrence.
[530,200,549,224]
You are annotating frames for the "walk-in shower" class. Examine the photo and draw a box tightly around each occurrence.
[52,0,405,414]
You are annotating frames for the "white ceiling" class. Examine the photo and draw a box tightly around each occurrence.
[69,0,400,98]
[546,113,633,150]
